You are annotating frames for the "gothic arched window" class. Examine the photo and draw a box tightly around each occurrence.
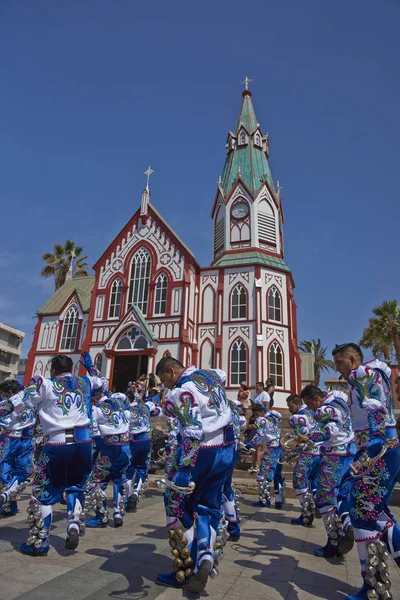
[60,304,79,351]
[109,278,122,318]
[95,353,102,372]
[231,284,247,320]
[268,286,282,322]
[255,133,261,146]
[154,274,168,315]
[240,131,246,145]
[230,338,247,386]
[269,341,283,387]
[128,248,151,315]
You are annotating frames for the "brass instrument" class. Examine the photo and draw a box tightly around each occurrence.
[279,433,314,465]
[156,478,196,495]
[350,437,398,479]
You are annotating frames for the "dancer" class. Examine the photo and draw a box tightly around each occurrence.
[0,380,36,517]
[85,391,131,528]
[246,403,284,509]
[332,343,400,600]
[221,399,247,542]
[286,393,320,527]
[297,385,355,558]
[125,394,162,511]
[9,352,104,556]
[155,357,234,593]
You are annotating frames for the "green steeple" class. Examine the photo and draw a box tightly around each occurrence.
[220,89,275,197]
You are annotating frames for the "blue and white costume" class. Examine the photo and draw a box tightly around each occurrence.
[0,391,36,516]
[157,366,234,591]
[221,399,246,540]
[289,405,320,526]
[246,410,284,508]
[344,360,400,600]
[10,355,104,555]
[125,398,162,510]
[86,392,131,528]
[308,391,355,557]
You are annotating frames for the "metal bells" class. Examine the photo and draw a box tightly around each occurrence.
[364,541,393,600]
[25,498,47,548]
[168,527,193,583]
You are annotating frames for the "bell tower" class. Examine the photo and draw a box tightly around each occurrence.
[211,79,285,266]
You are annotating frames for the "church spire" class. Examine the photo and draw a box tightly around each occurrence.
[140,166,154,217]
[220,80,274,198]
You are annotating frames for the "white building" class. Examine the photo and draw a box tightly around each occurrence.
[0,322,25,383]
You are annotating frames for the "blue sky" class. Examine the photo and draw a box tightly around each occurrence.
[1,0,399,373]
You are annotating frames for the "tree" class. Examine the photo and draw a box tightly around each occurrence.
[361,300,400,366]
[299,338,335,386]
[41,240,91,290]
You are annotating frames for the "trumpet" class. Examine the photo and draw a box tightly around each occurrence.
[350,437,398,479]
[156,478,196,495]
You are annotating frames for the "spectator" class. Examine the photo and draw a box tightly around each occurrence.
[265,379,275,408]
[237,382,251,417]
[253,382,270,409]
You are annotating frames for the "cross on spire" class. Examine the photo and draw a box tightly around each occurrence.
[240,76,252,91]
[144,166,154,190]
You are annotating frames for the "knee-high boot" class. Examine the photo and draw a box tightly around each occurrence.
[156,521,195,588]
[113,482,126,527]
[85,487,109,528]
[65,491,85,550]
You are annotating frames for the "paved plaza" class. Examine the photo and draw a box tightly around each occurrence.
[0,488,399,600]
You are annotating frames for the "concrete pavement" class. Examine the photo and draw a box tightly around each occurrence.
[0,488,399,600]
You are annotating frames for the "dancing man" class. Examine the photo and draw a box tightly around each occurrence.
[332,343,400,600]
[10,353,104,556]
[0,380,36,517]
[297,385,355,558]
[155,357,234,593]
[125,393,162,511]
[246,403,284,509]
[85,391,131,528]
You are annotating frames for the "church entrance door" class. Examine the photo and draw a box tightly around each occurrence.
[112,354,148,392]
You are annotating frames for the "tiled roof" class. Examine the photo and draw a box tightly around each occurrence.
[212,251,291,273]
[38,276,95,314]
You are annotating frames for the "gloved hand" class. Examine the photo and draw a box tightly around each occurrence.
[173,469,191,488]
[366,437,384,459]
[80,352,97,375]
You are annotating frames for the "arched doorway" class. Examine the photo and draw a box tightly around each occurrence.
[112,327,149,392]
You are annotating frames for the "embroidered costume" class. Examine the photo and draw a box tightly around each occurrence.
[246,410,284,509]
[309,391,356,558]
[344,360,400,600]
[85,392,131,528]
[0,390,36,517]
[221,399,246,541]
[289,404,320,526]
[157,366,234,593]
[10,353,104,556]
[125,398,162,511]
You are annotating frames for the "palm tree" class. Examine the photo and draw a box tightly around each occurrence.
[299,338,335,386]
[361,300,400,366]
[41,240,91,290]
[360,319,393,363]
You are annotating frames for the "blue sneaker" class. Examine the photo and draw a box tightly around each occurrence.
[314,541,339,558]
[20,542,50,556]
[252,500,271,508]
[344,584,369,600]
[156,571,187,588]
[0,501,18,517]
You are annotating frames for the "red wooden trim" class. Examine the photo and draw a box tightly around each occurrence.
[24,317,42,384]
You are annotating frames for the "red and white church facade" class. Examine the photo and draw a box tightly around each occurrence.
[25,86,301,407]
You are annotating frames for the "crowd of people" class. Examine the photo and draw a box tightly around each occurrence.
[0,344,399,600]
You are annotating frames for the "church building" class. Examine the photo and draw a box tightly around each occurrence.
[25,84,301,407]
